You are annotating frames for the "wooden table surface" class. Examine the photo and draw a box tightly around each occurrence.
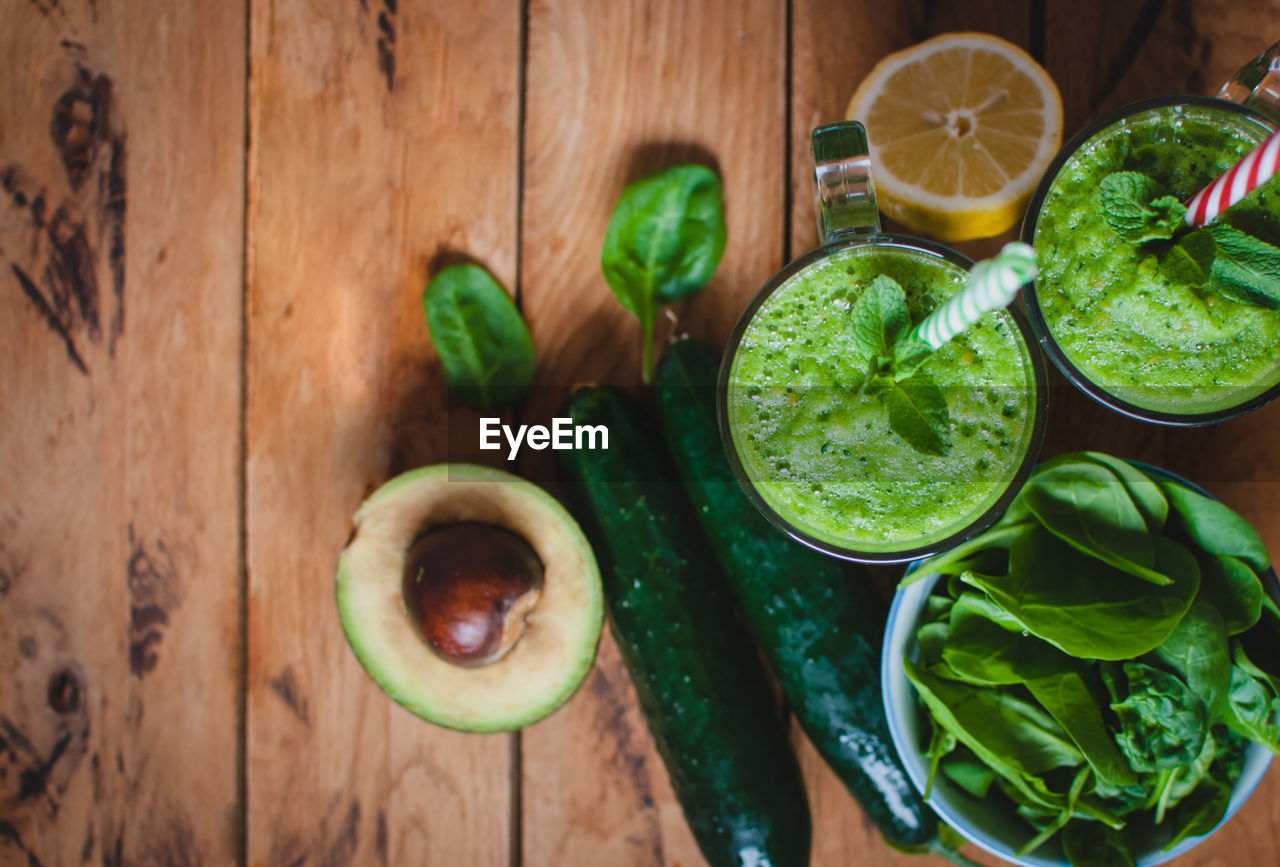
[4,1,1280,865]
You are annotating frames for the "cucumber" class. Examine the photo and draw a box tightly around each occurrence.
[556,385,811,867]
[654,337,939,849]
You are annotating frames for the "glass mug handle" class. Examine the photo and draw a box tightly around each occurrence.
[1220,39,1280,122]
[812,121,882,243]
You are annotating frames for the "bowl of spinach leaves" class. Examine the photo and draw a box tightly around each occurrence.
[882,452,1279,867]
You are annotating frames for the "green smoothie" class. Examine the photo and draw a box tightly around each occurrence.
[726,244,1040,555]
[1033,102,1280,414]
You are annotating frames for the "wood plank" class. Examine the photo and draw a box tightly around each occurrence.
[519,1,786,864]
[244,0,520,864]
[0,0,244,864]
[789,6,1030,864]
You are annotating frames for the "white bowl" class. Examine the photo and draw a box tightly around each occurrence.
[883,552,1275,866]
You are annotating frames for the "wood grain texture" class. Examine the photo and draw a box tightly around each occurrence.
[0,0,244,864]
[244,1,520,864]
[518,1,786,865]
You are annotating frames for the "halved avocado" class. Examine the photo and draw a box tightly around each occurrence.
[336,463,604,733]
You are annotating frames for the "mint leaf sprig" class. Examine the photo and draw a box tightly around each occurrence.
[843,275,952,456]
[1098,171,1280,309]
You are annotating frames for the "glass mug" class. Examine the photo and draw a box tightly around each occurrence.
[1021,52,1280,425]
[718,122,1048,563]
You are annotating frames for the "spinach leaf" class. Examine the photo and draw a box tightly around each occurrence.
[924,723,957,797]
[1196,554,1264,635]
[916,621,950,670]
[1160,479,1271,571]
[1027,670,1139,787]
[1091,777,1150,818]
[1220,661,1280,751]
[922,591,954,625]
[1022,461,1167,585]
[939,747,997,798]
[905,657,1083,807]
[910,519,1031,581]
[1080,453,1168,532]
[1151,730,1217,822]
[1152,601,1231,718]
[942,593,1084,686]
[1239,595,1280,688]
[1105,662,1208,773]
[601,164,726,380]
[1162,774,1230,851]
[422,264,535,408]
[1061,820,1135,867]
[1017,765,1092,856]
[963,527,1199,660]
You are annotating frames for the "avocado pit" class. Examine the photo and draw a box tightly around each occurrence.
[402,521,545,667]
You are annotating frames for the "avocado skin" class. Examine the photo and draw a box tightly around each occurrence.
[654,337,939,850]
[557,385,811,867]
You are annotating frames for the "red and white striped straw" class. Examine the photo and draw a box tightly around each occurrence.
[1185,129,1280,227]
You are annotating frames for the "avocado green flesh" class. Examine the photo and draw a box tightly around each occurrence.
[727,245,1038,552]
[1034,104,1280,413]
[335,463,603,733]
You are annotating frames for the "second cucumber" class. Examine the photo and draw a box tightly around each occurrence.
[557,385,811,867]
[654,337,939,850]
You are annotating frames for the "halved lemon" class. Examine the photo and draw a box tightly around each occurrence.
[846,32,1062,242]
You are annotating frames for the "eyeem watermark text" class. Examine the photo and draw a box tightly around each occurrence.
[480,417,608,460]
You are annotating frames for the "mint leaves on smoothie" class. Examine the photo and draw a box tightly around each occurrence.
[1206,224,1280,309]
[843,275,951,456]
[601,164,727,381]
[1099,172,1187,244]
[903,452,1280,864]
[1099,170,1280,308]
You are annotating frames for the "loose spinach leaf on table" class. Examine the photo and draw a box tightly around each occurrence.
[1022,461,1167,585]
[961,527,1199,660]
[422,263,535,408]
[601,164,726,381]
[1105,662,1208,773]
[1061,820,1135,867]
[1196,554,1264,635]
[1160,479,1272,572]
[1152,601,1231,718]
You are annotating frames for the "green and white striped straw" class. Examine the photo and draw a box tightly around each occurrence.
[911,242,1038,349]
